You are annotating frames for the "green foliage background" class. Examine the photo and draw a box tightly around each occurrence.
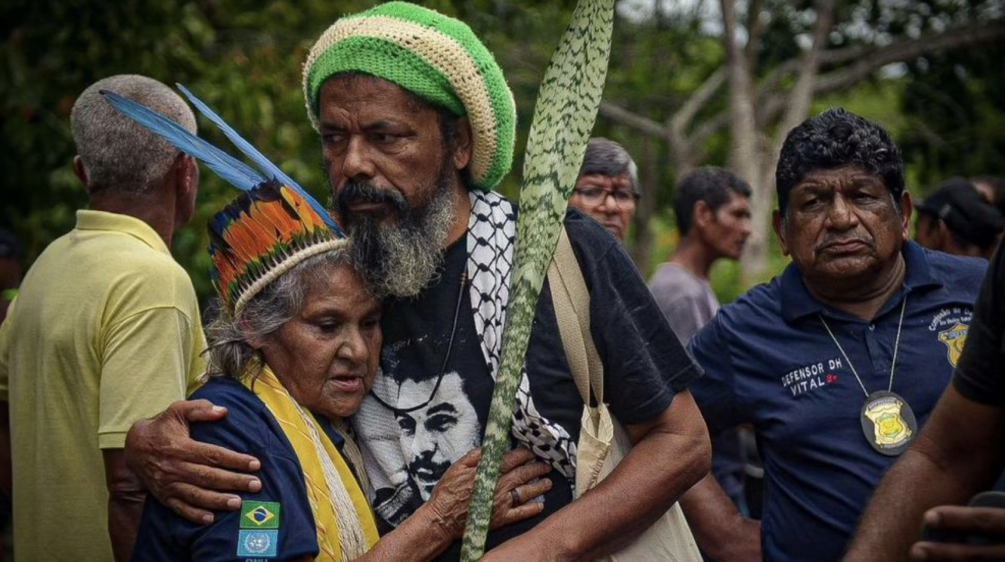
[2,0,1003,309]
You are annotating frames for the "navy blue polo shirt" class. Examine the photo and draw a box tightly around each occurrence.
[689,242,986,562]
[131,377,351,562]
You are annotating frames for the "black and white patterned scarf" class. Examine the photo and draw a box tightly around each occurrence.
[465,190,576,479]
[354,190,576,528]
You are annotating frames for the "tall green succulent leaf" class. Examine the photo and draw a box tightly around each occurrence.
[459,0,615,558]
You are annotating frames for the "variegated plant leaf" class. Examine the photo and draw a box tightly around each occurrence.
[459,0,615,558]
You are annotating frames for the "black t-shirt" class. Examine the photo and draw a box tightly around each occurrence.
[366,209,700,560]
[954,243,1005,405]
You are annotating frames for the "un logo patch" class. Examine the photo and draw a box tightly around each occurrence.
[237,530,278,557]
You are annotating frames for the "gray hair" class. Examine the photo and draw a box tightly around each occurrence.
[578,137,640,194]
[71,74,196,195]
[205,249,353,382]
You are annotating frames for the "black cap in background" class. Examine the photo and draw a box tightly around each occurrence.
[917,177,1005,248]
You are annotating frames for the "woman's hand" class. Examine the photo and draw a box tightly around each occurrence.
[358,449,552,562]
[423,447,553,541]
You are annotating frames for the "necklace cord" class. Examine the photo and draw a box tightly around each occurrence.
[818,296,908,399]
[368,271,468,414]
[887,296,907,392]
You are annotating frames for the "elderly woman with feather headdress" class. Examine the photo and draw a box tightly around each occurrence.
[103,91,550,562]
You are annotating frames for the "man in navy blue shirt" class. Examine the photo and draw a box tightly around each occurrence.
[843,240,1005,562]
[685,108,987,562]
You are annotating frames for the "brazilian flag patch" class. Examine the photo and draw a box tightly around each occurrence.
[240,500,281,529]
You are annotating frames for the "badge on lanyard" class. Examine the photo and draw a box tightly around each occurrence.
[820,297,916,457]
[859,390,918,456]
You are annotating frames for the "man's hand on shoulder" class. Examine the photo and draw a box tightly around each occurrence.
[125,399,262,524]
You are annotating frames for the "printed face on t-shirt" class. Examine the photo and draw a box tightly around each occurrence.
[393,371,481,498]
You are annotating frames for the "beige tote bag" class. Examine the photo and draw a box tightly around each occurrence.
[547,227,702,562]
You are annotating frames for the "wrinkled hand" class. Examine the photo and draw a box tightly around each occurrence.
[125,399,262,525]
[911,505,1005,561]
[425,447,552,541]
[487,448,554,530]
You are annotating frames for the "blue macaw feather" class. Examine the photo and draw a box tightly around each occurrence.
[100,90,264,191]
[176,84,300,191]
[175,83,337,231]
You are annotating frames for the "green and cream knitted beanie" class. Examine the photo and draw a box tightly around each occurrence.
[303,1,516,191]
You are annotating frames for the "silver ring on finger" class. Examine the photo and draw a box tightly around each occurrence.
[510,488,521,506]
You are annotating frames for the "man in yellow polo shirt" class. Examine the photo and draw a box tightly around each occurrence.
[0,74,205,562]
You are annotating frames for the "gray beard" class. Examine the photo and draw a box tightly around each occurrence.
[334,171,456,299]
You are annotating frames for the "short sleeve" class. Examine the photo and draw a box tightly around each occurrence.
[131,384,319,562]
[658,292,714,347]
[649,267,717,346]
[953,243,1005,405]
[569,217,702,426]
[97,258,205,449]
[688,315,744,437]
[98,306,201,449]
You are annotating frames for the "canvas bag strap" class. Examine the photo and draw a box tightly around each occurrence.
[549,229,704,562]
[548,227,604,405]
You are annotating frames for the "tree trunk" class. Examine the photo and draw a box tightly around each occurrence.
[741,137,777,282]
[740,0,836,282]
[722,0,766,278]
[629,136,660,276]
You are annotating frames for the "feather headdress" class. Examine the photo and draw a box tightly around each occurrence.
[101,86,346,315]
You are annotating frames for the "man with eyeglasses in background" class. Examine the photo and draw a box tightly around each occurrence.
[569,137,640,241]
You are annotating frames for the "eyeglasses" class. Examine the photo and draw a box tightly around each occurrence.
[573,186,640,208]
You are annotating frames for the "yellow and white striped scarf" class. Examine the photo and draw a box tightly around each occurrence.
[244,366,379,561]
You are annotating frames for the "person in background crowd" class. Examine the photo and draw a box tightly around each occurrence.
[973,175,1005,249]
[648,167,759,562]
[650,167,751,348]
[568,137,640,241]
[914,177,1003,259]
[0,74,206,562]
[971,175,1005,217]
[684,108,987,562]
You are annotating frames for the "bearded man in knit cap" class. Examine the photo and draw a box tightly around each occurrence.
[125,4,710,561]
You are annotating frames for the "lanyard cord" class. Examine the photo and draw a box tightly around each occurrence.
[818,296,908,399]
[368,271,468,414]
